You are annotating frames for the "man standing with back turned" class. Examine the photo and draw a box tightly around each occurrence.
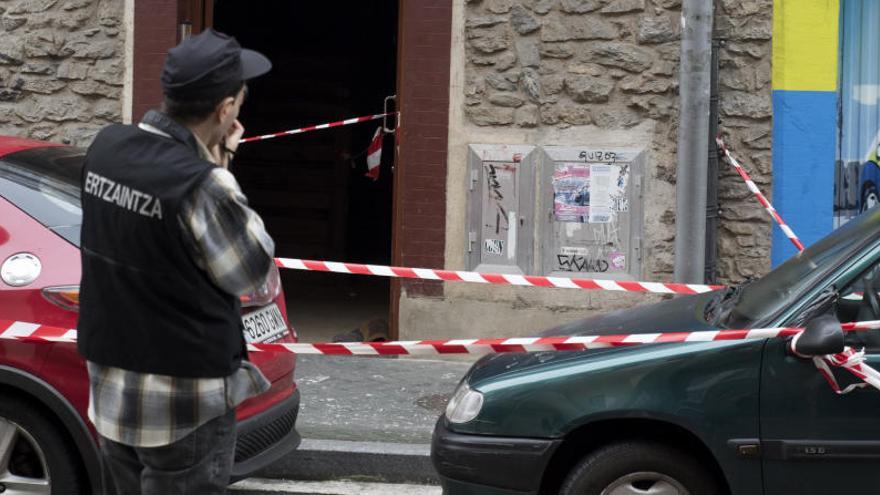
[77,29,279,494]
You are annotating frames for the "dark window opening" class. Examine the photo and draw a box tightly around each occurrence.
[214,1,398,341]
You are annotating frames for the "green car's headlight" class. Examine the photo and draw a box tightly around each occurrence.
[446,382,484,424]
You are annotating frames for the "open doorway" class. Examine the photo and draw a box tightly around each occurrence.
[213,1,398,342]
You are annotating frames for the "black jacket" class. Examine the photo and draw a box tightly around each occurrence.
[77,111,245,378]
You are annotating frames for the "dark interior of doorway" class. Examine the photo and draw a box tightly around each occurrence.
[214,1,397,342]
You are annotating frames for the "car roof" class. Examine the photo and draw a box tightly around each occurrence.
[0,135,64,157]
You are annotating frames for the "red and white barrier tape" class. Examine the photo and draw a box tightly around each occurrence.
[239,113,394,143]
[4,319,879,354]
[4,318,879,393]
[716,137,806,252]
[818,348,880,394]
[274,258,723,295]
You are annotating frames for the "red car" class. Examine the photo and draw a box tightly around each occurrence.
[0,137,300,494]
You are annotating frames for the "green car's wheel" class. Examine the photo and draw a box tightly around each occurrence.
[559,441,722,495]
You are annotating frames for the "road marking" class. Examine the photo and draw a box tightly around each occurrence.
[229,478,441,495]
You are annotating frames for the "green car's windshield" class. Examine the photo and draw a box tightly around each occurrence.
[724,208,880,327]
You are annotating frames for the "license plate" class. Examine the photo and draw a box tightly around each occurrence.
[242,303,289,344]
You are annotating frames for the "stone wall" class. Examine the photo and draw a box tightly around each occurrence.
[462,0,773,284]
[0,0,124,147]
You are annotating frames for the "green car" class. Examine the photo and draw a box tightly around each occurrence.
[432,208,880,495]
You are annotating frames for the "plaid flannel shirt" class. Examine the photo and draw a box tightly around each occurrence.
[87,120,273,448]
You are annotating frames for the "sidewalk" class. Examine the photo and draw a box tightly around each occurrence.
[254,354,473,483]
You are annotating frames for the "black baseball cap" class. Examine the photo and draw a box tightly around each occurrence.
[161,28,271,101]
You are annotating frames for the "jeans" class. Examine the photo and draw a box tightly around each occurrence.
[99,409,236,495]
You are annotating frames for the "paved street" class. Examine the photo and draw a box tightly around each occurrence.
[294,354,473,443]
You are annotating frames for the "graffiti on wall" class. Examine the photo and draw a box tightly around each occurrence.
[480,161,518,260]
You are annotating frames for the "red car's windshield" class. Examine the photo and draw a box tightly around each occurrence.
[0,146,85,246]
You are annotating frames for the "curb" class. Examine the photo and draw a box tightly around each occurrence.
[254,439,438,485]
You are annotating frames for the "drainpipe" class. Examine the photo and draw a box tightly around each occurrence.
[673,0,714,283]
[704,39,721,284]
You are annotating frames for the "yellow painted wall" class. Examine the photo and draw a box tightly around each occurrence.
[772,0,840,92]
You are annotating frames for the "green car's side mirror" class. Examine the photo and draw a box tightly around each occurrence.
[789,314,845,357]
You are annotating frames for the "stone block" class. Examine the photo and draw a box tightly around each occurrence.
[540,103,561,125]
[724,42,766,59]
[515,104,539,127]
[467,26,511,53]
[0,89,23,102]
[520,68,541,101]
[24,31,73,58]
[485,72,517,91]
[591,108,641,128]
[541,74,564,94]
[539,42,572,59]
[720,66,754,91]
[97,0,121,27]
[561,104,591,125]
[586,42,654,72]
[510,5,540,34]
[21,62,56,75]
[62,0,96,10]
[91,59,123,85]
[468,52,498,66]
[720,202,768,222]
[558,0,602,13]
[22,77,66,94]
[494,51,516,70]
[0,78,23,102]
[729,18,771,41]
[488,0,513,13]
[70,80,120,98]
[620,75,672,94]
[748,151,772,175]
[58,10,93,30]
[741,127,771,150]
[8,0,58,15]
[521,0,557,15]
[94,99,120,120]
[68,39,117,59]
[27,123,57,140]
[466,105,515,125]
[567,62,603,75]
[0,38,24,65]
[720,0,766,17]
[60,123,102,146]
[57,61,88,80]
[565,74,614,102]
[1,16,26,31]
[600,0,644,14]
[649,59,676,76]
[16,96,89,123]
[637,14,676,44]
[755,60,771,88]
[718,177,753,200]
[515,38,540,67]
[466,15,507,29]
[720,91,771,118]
[488,92,524,107]
[541,16,617,41]
[629,94,673,118]
[723,221,761,236]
